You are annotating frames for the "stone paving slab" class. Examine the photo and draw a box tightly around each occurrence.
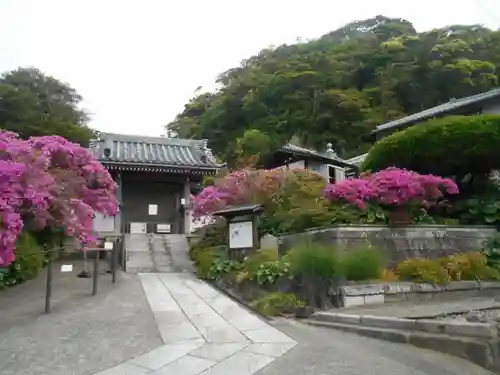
[93,273,297,375]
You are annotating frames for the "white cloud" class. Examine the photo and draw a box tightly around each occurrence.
[0,0,498,136]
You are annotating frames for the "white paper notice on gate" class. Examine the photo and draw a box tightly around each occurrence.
[148,204,158,215]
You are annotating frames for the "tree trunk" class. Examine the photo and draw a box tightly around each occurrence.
[387,207,412,227]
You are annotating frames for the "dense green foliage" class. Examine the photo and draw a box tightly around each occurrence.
[341,247,385,281]
[0,232,45,289]
[0,67,95,145]
[249,292,305,317]
[397,252,500,284]
[169,16,500,164]
[362,115,500,177]
[483,234,500,270]
[396,258,451,284]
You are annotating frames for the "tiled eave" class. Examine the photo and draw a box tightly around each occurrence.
[101,162,219,175]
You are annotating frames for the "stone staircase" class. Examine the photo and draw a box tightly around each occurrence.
[125,233,193,274]
[163,234,195,273]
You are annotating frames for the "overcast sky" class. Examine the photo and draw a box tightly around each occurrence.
[0,0,498,137]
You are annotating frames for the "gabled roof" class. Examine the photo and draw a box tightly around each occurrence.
[90,132,223,173]
[212,204,263,217]
[280,143,355,168]
[346,153,367,168]
[372,87,500,134]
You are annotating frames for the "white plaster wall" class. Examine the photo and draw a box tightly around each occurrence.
[308,160,328,180]
[335,167,346,181]
[191,215,214,232]
[93,212,116,233]
[305,160,345,182]
[288,160,305,169]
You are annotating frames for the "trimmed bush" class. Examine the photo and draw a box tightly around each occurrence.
[362,114,500,177]
[396,258,450,284]
[287,242,342,280]
[250,292,305,317]
[0,232,45,289]
[441,252,500,281]
[287,242,343,308]
[342,246,384,281]
[189,223,226,261]
[380,268,399,281]
[484,234,500,270]
[242,248,279,276]
[194,246,225,279]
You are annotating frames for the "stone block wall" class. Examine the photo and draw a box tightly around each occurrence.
[278,225,497,265]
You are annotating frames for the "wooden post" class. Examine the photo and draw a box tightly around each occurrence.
[44,249,53,313]
[92,250,99,296]
[111,245,117,284]
[183,177,191,234]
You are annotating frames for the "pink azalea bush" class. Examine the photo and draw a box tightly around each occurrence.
[0,131,118,265]
[192,168,326,219]
[323,167,459,210]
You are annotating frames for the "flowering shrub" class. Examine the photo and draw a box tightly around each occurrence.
[0,131,118,265]
[191,168,326,219]
[323,167,459,210]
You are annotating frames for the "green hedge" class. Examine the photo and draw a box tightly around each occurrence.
[362,114,500,177]
[0,232,45,289]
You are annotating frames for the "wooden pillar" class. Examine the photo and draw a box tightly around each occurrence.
[115,171,123,234]
[183,177,191,234]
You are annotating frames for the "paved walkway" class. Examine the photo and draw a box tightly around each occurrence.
[0,261,161,375]
[255,319,494,375]
[95,273,297,375]
[0,266,495,375]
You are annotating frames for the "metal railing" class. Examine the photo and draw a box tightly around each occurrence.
[42,243,120,313]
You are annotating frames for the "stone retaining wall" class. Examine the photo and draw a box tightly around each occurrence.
[340,281,500,308]
[278,225,496,264]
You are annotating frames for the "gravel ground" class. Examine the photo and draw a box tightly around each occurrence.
[256,319,495,375]
[0,261,162,375]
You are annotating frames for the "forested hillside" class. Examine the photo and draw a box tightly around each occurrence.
[168,15,500,164]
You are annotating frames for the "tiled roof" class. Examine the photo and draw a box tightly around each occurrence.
[212,204,263,217]
[346,153,367,167]
[90,132,222,171]
[373,87,500,134]
[280,143,355,168]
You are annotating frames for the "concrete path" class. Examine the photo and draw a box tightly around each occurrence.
[255,319,495,375]
[0,261,161,375]
[1,266,495,375]
[94,273,297,375]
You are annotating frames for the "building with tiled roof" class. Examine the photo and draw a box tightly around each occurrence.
[347,87,500,171]
[89,132,223,237]
[372,87,500,139]
[266,142,356,183]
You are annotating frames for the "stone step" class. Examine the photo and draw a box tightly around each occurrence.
[151,251,172,267]
[126,250,154,273]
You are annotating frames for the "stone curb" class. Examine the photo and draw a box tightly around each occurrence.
[305,319,498,371]
[339,281,500,308]
[341,280,500,297]
[312,312,498,339]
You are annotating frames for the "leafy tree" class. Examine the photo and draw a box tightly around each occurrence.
[0,67,95,145]
[167,16,499,161]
